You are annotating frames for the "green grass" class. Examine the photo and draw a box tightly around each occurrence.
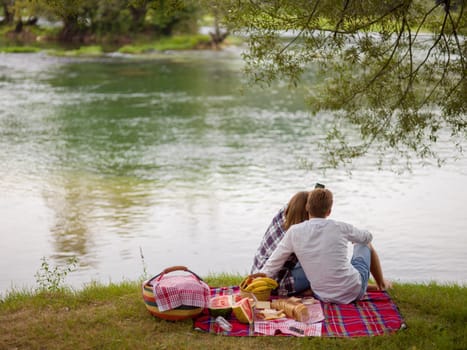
[118,34,212,54]
[45,45,104,57]
[1,276,466,349]
[0,21,215,56]
[0,45,42,53]
[0,34,214,57]
[46,35,212,57]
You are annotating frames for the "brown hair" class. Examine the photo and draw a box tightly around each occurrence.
[284,191,309,230]
[306,188,333,218]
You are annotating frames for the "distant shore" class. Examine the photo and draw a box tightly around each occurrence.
[0,23,242,56]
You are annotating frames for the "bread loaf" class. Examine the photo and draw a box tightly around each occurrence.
[270,297,309,322]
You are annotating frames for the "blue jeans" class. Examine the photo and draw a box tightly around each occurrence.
[291,244,371,299]
[291,262,310,294]
[351,243,371,300]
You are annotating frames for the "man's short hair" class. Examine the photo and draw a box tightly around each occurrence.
[306,188,333,218]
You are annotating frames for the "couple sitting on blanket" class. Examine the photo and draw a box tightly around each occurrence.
[251,184,391,304]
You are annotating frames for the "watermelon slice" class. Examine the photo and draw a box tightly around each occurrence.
[208,295,233,318]
[232,297,254,324]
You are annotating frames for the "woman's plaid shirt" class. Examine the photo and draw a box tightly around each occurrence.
[250,206,298,296]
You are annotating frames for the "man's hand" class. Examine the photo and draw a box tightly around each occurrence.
[377,279,392,291]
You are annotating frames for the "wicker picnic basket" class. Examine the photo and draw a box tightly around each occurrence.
[142,265,206,321]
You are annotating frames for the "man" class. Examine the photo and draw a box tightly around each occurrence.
[260,188,390,304]
[250,183,325,296]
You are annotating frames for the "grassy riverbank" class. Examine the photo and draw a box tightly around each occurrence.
[0,23,241,56]
[0,34,218,56]
[1,275,465,349]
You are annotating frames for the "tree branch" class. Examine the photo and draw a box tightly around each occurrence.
[447,9,466,71]
[412,2,442,43]
[340,1,407,33]
[336,16,407,107]
[411,9,449,77]
[277,0,320,55]
[333,0,351,39]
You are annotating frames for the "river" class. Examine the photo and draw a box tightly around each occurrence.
[0,50,466,294]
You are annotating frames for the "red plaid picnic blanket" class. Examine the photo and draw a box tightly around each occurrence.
[254,318,322,337]
[322,291,405,337]
[193,286,405,337]
[152,274,210,312]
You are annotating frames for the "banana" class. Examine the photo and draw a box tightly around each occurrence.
[241,275,279,292]
[256,277,279,289]
[245,279,268,291]
[251,285,271,293]
[251,277,278,289]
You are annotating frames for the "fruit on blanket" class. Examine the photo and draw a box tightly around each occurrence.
[258,277,279,288]
[242,276,279,292]
[208,295,233,318]
[244,280,267,291]
[240,274,279,301]
[232,297,254,324]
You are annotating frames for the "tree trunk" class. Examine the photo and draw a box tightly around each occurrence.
[1,1,13,25]
[14,18,22,33]
[25,16,38,26]
[129,5,147,31]
[209,15,228,50]
[59,15,82,42]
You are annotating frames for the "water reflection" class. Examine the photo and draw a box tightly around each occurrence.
[43,172,155,268]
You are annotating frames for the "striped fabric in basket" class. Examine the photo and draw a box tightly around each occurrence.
[142,281,204,321]
[142,266,209,321]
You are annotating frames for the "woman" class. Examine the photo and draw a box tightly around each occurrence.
[250,190,310,296]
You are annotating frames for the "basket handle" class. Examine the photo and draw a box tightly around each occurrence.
[146,266,204,284]
[240,272,269,290]
[162,265,188,274]
[249,272,267,278]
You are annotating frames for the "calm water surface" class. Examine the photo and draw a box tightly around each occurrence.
[1,51,466,294]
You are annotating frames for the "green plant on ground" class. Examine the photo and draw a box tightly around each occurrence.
[139,247,149,281]
[34,256,78,292]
